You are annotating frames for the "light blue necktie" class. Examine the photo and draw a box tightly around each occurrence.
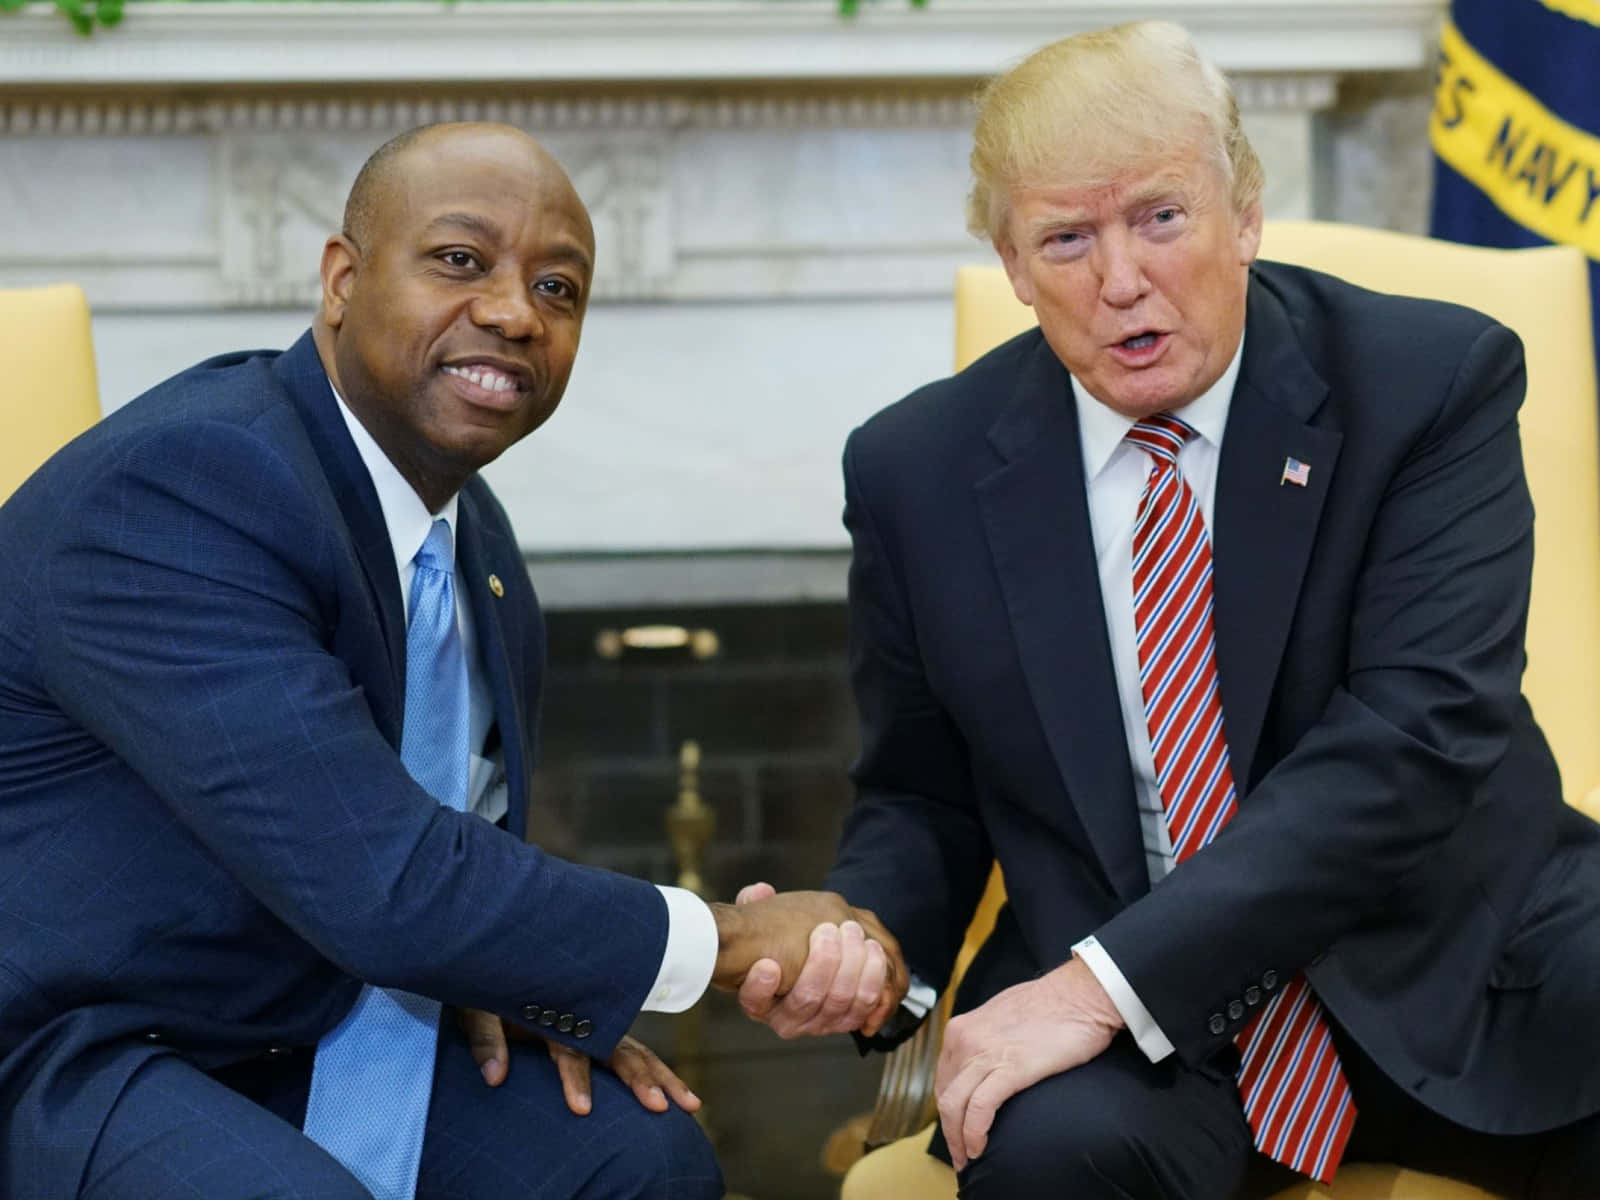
[303,519,470,1200]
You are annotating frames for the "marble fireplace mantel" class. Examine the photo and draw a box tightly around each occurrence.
[3,0,1442,85]
[0,0,1445,583]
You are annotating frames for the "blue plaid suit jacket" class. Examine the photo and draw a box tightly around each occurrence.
[0,332,670,1198]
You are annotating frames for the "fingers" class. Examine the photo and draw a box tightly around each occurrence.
[806,920,868,1033]
[855,938,893,1037]
[765,922,845,1037]
[735,881,776,905]
[852,905,908,998]
[546,1040,593,1116]
[736,957,784,1023]
[741,921,895,1038]
[936,1055,1010,1172]
[609,1036,702,1114]
[458,1007,509,1087]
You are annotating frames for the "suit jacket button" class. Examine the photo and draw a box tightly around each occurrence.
[1208,1013,1227,1036]
[539,1009,558,1027]
[521,1004,541,1023]
[266,1046,291,1058]
[574,1019,593,1039]
[1227,1000,1244,1021]
[1261,970,1279,991]
[557,1013,575,1033]
[143,1030,163,1043]
[1244,986,1261,1006]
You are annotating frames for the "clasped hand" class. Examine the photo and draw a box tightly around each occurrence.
[711,883,908,1039]
[461,884,906,1119]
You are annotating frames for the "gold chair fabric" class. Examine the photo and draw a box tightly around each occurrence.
[0,283,101,503]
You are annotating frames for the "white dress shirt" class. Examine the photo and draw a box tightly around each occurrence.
[1068,338,1243,1061]
[332,386,716,1013]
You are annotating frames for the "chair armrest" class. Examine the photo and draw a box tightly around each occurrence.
[861,1004,944,1150]
[857,866,1008,1153]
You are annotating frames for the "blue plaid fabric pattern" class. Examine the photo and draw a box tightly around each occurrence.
[302,519,470,1200]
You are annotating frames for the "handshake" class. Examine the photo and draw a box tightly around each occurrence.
[709,884,909,1039]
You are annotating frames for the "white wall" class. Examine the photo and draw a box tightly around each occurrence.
[92,293,959,551]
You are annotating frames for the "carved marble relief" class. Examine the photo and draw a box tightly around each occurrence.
[219,135,348,307]
[1,79,1343,312]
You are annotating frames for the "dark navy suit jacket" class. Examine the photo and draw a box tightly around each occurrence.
[826,261,1600,1137]
[0,333,669,1197]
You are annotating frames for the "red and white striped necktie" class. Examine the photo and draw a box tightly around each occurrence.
[1127,413,1356,1183]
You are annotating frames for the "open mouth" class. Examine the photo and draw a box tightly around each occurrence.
[1120,333,1160,351]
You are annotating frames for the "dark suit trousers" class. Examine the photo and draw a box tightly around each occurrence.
[954,1027,1600,1200]
[77,1018,722,1200]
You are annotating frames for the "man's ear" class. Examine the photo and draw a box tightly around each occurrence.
[319,234,359,329]
[995,237,1037,308]
[1236,200,1264,267]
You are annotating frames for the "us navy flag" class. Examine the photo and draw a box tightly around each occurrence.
[1430,0,1600,362]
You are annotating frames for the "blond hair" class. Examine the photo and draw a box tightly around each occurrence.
[967,21,1264,243]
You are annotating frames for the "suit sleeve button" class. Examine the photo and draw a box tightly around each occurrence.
[574,1019,593,1039]
[539,1009,558,1027]
[521,1004,541,1023]
[1244,986,1261,1006]
[1208,1013,1227,1036]
[557,1013,575,1033]
[1261,970,1279,991]
[1227,1000,1244,1021]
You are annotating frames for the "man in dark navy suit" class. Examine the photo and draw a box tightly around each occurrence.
[823,21,1600,1199]
[0,123,905,1200]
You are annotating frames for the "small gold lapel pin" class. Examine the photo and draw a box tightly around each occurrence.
[488,573,504,598]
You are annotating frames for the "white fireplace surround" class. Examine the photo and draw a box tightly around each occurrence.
[1,0,1443,598]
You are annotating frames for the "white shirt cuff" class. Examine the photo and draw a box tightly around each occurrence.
[642,886,718,1013]
[901,974,937,1019]
[1073,934,1175,1062]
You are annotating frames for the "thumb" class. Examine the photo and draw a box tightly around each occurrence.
[735,881,777,906]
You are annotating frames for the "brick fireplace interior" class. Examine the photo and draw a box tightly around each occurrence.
[527,598,885,1200]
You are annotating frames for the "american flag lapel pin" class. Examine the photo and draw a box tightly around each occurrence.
[1280,456,1311,487]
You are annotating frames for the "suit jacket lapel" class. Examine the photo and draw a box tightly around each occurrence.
[976,336,1148,904]
[1212,274,1342,792]
[275,331,406,741]
[456,488,531,841]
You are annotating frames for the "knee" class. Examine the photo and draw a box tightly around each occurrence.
[957,1099,1150,1198]
[599,1106,722,1200]
[957,1078,1239,1200]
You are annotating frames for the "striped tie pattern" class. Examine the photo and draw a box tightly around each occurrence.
[1127,415,1355,1183]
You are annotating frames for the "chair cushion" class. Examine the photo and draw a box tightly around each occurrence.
[838,1127,1506,1200]
[839,1126,954,1200]
[1267,1164,1504,1199]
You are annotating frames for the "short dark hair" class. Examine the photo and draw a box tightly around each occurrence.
[341,124,437,250]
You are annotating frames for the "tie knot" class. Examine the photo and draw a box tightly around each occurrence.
[415,518,455,576]
[1125,414,1197,466]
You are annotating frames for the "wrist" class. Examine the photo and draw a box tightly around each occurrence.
[708,901,745,989]
[1051,956,1125,1033]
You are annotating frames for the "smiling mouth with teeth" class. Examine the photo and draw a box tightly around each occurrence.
[442,364,521,394]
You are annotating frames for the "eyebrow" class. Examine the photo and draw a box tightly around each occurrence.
[423,212,502,241]
[420,211,595,275]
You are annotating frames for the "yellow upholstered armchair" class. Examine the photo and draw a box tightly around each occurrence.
[0,283,101,503]
[842,223,1600,1200]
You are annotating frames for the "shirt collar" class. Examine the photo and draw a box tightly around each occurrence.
[1074,332,1245,484]
[329,381,459,577]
